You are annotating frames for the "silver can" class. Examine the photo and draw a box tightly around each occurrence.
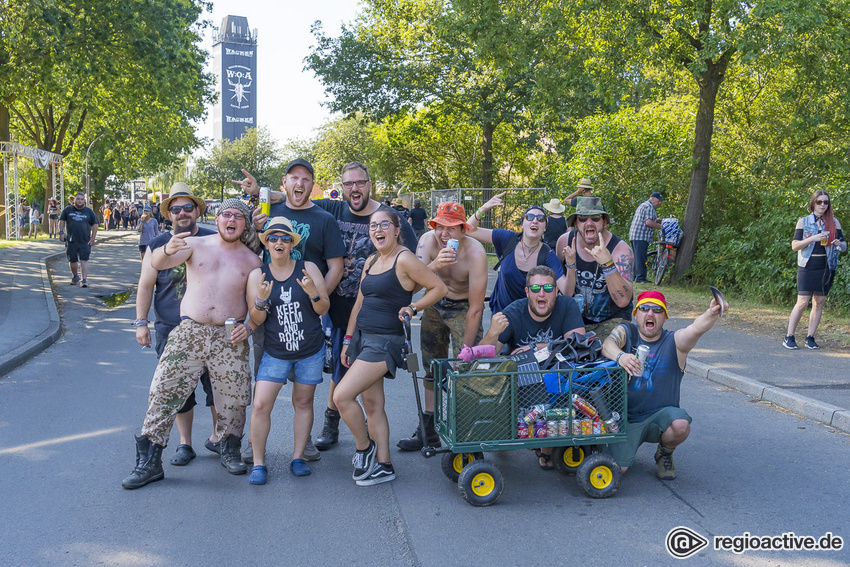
[225,317,237,341]
[446,238,459,252]
[636,344,650,374]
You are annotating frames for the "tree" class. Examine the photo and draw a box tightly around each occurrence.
[191,127,282,199]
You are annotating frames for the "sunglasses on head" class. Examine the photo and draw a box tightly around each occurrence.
[266,234,292,243]
[528,283,555,293]
[524,213,546,222]
[578,215,603,223]
[816,199,830,205]
[637,304,665,314]
[169,204,196,214]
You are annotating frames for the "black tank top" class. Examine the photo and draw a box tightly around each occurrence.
[568,231,633,323]
[261,261,324,360]
[358,250,413,335]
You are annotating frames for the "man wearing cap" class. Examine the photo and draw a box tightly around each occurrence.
[235,162,417,452]
[565,178,594,207]
[122,198,262,489]
[409,198,428,240]
[58,192,98,287]
[397,201,488,451]
[134,184,218,468]
[556,196,634,339]
[629,192,665,283]
[542,198,567,250]
[601,290,728,480]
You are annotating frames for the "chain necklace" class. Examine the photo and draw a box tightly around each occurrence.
[519,239,541,262]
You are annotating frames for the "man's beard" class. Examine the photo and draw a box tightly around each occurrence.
[529,299,555,319]
[173,217,197,234]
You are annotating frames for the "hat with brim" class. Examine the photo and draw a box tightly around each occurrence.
[566,196,611,227]
[160,182,206,217]
[633,290,669,318]
[577,178,594,190]
[543,198,565,214]
[260,216,301,247]
[429,201,470,231]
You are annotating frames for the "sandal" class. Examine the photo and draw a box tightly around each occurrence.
[538,452,555,470]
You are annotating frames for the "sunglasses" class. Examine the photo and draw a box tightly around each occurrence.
[169,204,196,214]
[528,283,555,293]
[266,234,292,243]
[524,213,546,222]
[637,304,665,314]
[369,220,397,231]
[577,215,603,223]
[219,211,245,220]
[815,199,830,205]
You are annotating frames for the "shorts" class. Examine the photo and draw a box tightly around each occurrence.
[603,406,692,467]
[346,330,405,379]
[155,325,214,412]
[256,349,324,385]
[139,244,148,254]
[66,242,92,262]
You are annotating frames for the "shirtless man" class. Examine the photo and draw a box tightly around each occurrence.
[556,196,634,338]
[397,202,488,451]
[122,199,262,489]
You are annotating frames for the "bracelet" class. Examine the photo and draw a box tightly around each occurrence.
[310,294,321,302]
[602,265,618,277]
[409,304,418,315]
[564,262,576,270]
[342,339,351,346]
[132,318,149,327]
[163,246,173,257]
[344,334,353,341]
[242,322,253,335]
[615,352,624,365]
[602,260,615,269]
[254,297,270,311]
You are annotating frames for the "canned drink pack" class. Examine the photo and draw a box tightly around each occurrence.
[534,420,547,438]
[546,408,569,421]
[547,420,558,437]
[224,317,237,341]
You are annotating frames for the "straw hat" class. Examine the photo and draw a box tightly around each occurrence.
[543,198,565,215]
[160,182,206,216]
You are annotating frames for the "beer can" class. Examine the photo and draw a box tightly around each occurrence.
[592,417,602,435]
[581,419,592,435]
[225,317,237,341]
[574,294,585,314]
[524,404,546,425]
[546,408,568,421]
[446,238,459,252]
[259,187,270,216]
[604,417,619,434]
[517,421,529,439]
[557,420,568,437]
[534,420,547,438]
[636,344,650,369]
[547,420,558,437]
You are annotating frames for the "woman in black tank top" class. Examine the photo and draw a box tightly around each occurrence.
[333,208,447,486]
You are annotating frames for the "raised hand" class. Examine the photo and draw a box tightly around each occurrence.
[165,232,192,256]
[257,273,273,301]
[232,169,259,196]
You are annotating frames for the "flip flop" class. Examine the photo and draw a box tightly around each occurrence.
[538,452,555,470]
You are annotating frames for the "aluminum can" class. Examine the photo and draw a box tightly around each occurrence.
[224,317,237,341]
[259,187,271,216]
[547,420,558,437]
[572,394,598,418]
[446,238,459,252]
[546,408,569,421]
[572,419,582,435]
[574,294,585,314]
[517,421,529,439]
[592,417,602,435]
[636,344,650,373]
[604,417,619,434]
[524,404,546,425]
[581,419,592,435]
[534,420,547,438]
[557,420,568,437]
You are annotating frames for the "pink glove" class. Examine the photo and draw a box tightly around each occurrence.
[458,344,496,361]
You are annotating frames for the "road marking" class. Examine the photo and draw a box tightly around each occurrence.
[0,427,125,455]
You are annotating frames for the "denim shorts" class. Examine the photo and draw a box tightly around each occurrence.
[256,349,324,385]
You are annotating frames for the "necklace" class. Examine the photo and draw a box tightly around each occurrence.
[519,239,541,262]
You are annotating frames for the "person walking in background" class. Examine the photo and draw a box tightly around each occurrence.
[28,203,41,238]
[784,190,846,350]
[47,199,60,238]
[629,192,664,284]
[409,198,428,240]
[137,206,159,260]
[18,197,29,239]
[542,198,567,250]
[58,193,98,288]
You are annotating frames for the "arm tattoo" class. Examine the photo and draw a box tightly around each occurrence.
[616,253,633,282]
[609,324,627,349]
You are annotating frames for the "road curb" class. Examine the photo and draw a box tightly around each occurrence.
[0,233,132,377]
[686,359,849,434]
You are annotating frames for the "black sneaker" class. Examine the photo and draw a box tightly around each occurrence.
[805,336,820,350]
[356,462,396,486]
[782,335,798,350]
[352,439,376,481]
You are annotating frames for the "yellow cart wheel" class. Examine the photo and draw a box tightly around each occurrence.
[576,452,621,498]
[553,446,585,475]
[457,459,504,506]
[441,452,478,482]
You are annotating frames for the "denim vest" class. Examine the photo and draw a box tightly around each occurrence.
[797,213,838,270]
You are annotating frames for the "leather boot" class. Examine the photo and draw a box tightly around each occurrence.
[220,434,248,475]
[122,435,165,489]
[314,408,340,451]
[396,412,440,452]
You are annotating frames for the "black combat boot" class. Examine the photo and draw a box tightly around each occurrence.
[396,412,440,452]
[122,435,165,489]
[220,435,248,475]
[314,408,340,451]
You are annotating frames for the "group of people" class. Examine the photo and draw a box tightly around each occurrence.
[16,197,58,238]
[121,166,738,494]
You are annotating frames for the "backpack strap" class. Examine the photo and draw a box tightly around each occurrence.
[492,232,522,272]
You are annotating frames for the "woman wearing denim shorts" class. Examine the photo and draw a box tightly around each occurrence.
[245,217,330,484]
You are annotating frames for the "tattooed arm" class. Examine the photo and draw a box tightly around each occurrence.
[605,240,634,308]
[601,322,641,376]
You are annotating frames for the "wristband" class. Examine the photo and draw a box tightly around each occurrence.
[132,319,149,327]
[602,260,615,269]
[254,297,270,311]
[409,304,418,315]
[564,262,576,270]
[310,294,321,302]
[242,322,253,335]
[163,246,173,257]
[342,339,351,346]
[602,265,618,277]
[615,352,624,365]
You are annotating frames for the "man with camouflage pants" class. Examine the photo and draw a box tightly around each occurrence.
[122,199,262,489]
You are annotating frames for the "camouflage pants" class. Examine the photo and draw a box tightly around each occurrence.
[421,298,482,387]
[142,318,251,447]
[585,318,630,343]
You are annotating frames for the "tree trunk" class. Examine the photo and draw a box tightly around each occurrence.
[481,120,494,189]
[674,58,729,279]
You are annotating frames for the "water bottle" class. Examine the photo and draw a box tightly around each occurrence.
[322,327,333,374]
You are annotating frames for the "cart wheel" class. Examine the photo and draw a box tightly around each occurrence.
[441,452,478,482]
[457,460,504,507]
[553,446,585,475]
[576,452,621,498]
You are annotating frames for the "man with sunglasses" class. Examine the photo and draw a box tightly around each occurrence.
[601,290,728,480]
[629,192,664,283]
[557,196,634,338]
[134,184,217,468]
[123,198,262,489]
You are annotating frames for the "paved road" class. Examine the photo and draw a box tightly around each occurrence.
[1,235,849,566]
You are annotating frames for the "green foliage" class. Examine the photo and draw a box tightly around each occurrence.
[190,128,281,200]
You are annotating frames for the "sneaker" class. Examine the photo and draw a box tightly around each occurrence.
[352,439,377,481]
[356,462,396,486]
[248,465,267,485]
[805,336,820,350]
[655,445,677,480]
[303,436,321,462]
[70,275,80,286]
[80,279,87,288]
[782,335,798,350]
